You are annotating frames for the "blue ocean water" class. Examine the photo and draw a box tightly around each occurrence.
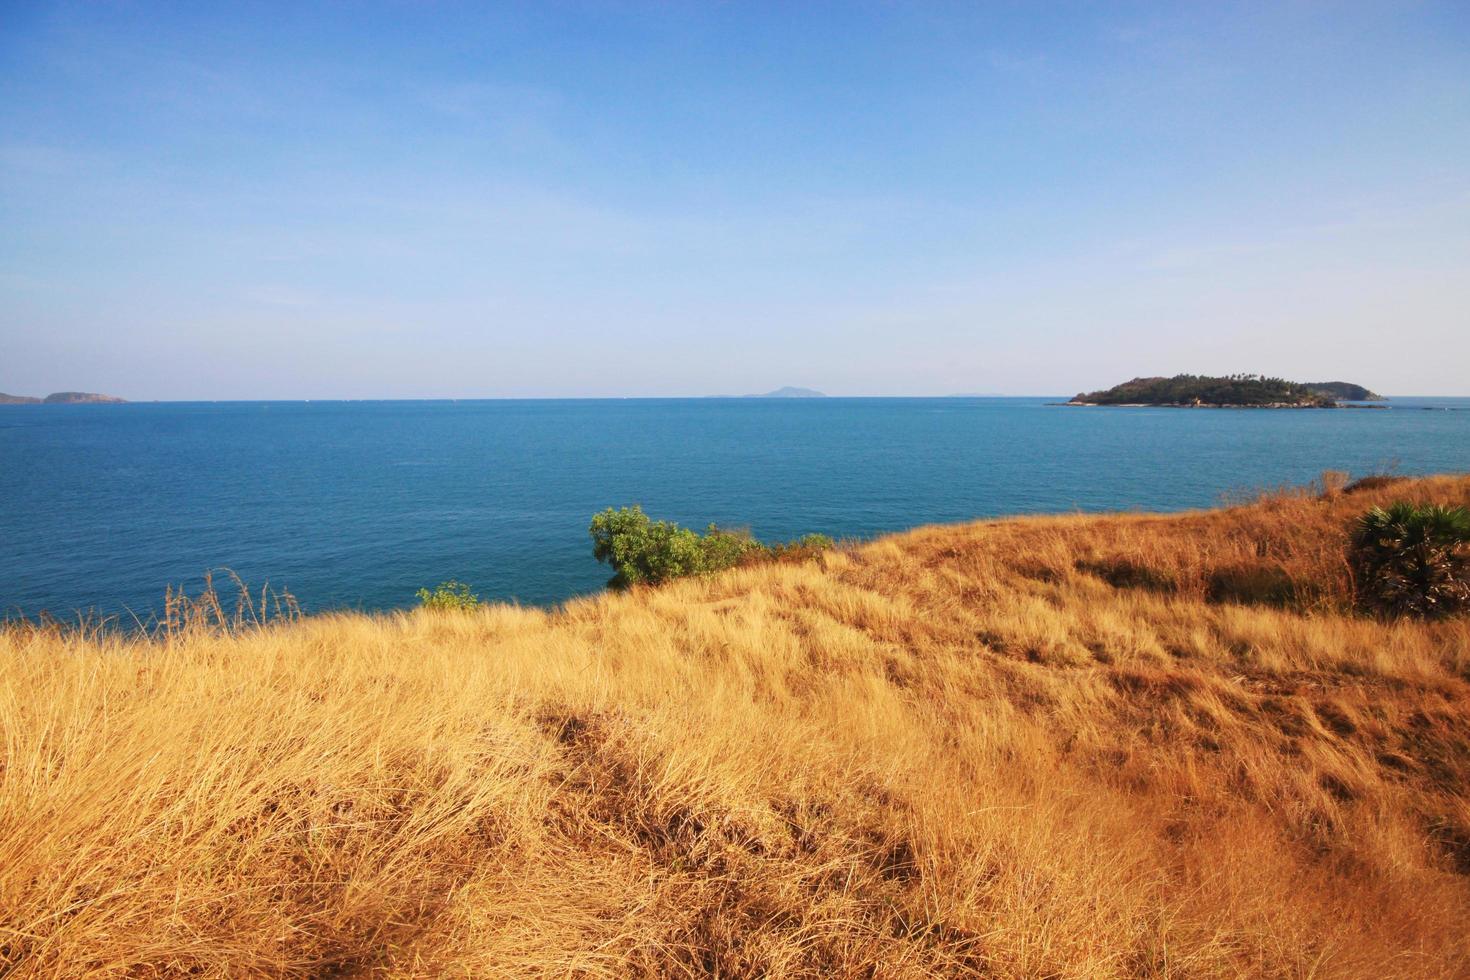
[1,397,1466,619]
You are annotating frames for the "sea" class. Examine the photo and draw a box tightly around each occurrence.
[2,397,1466,619]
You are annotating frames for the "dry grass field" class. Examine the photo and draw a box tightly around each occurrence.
[3,475,1469,978]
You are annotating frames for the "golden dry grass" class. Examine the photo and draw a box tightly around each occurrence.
[3,475,1469,978]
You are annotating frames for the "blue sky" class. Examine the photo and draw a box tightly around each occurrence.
[2,1,1467,398]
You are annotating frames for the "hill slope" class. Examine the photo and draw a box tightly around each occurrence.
[3,477,1469,977]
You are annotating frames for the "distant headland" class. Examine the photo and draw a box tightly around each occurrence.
[744,386,826,398]
[1067,375,1384,409]
[0,391,127,405]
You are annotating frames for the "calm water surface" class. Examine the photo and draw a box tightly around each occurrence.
[2,397,1466,617]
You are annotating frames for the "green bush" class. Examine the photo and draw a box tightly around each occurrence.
[767,533,836,562]
[415,580,481,610]
[694,524,764,575]
[589,506,830,589]
[1350,502,1470,618]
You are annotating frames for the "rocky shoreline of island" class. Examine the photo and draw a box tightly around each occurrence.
[1056,400,1388,410]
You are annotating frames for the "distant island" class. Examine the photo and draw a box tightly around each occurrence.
[745,386,826,398]
[1068,374,1381,408]
[0,391,127,405]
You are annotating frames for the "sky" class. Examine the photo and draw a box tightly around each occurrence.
[1,1,1468,399]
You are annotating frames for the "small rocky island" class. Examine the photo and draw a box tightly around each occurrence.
[0,391,127,405]
[1068,375,1382,408]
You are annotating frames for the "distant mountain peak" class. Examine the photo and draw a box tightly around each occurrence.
[746,386,826,398]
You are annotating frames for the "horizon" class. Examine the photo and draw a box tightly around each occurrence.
[4,2,1469,398]
[4,391,1469,403]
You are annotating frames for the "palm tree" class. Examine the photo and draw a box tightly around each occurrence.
[1350,502,1470,618]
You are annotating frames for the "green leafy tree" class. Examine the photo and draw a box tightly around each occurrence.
[589,506,828,589]
[1350,503,1470,618]
[590,506,712,588]
[696,524,762,573]
[415,580,481,610]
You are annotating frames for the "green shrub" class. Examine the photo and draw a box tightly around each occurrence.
[588,506,756,588]
[696,524,764,574]
[767,533,837,563]
[1350,503,1470,618]
[415,580,481,610]
[589,506,830,589]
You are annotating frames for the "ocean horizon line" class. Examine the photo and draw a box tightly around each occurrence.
[6,393,1468,404]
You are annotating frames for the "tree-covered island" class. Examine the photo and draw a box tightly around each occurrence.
[1068,374,1380,408]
